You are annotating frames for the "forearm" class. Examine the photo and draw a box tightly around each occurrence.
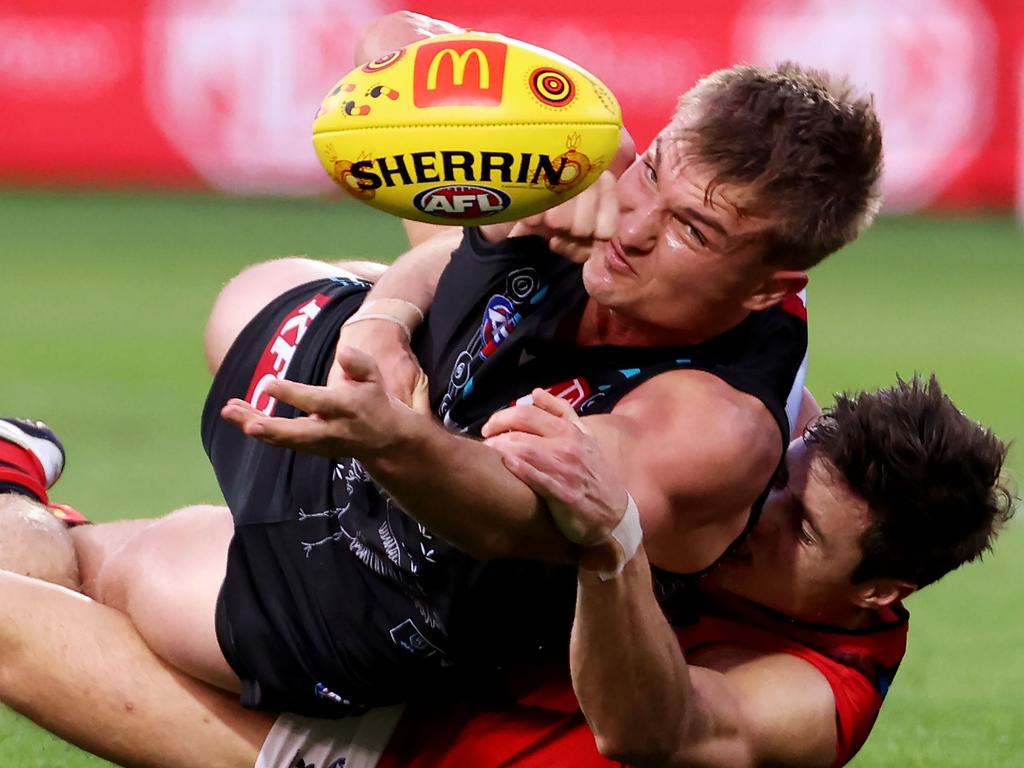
[572,549,696,764]
[359,228,462,317]
[362,409,577,562]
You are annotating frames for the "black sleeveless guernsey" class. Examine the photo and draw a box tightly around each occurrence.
[206,228,808,716]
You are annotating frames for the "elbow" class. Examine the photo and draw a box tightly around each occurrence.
[594,727,683,768]
[458,537,506,562]
[463,527,574,563]
[455,526,524,561]
[592,707,701,768]
[596,738,675,768]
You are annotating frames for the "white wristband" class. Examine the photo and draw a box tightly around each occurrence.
[343,312,412,341]
[598,492,643,581]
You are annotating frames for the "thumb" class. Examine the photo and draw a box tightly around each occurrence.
[337,345,382,383]
[410,369,431,415]
[610,128,637,178]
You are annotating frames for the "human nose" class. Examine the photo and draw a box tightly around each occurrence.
[617,198,660,253]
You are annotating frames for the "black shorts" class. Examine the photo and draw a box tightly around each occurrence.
[203,277,444,717]
[203,277,577,717]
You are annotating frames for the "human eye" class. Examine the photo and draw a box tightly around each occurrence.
[687,223,708,248]
[643,157,658,183]
[798,523,816,546]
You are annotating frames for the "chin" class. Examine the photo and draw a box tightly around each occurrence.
[582,258,627,307]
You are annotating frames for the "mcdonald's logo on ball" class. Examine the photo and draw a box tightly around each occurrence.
[413,40,508,107]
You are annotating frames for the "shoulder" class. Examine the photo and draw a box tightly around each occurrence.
[611,369,782,501]
[577,370,784,572]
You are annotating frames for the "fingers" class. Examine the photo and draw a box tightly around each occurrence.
[220,398,266,431]
[499,447,568,501]
[481,401,575,439]
[593,172,619,241]
[264,379,354,417]
[570,181,600,238]
[610,128,638,177]
[529,388,582,423]
[336,346,382,384]
[483,433,568,495]
[222,403,336,451]
[410,368,431,415]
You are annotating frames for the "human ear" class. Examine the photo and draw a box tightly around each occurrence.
[852,578,917,610]
[742,271,808,312]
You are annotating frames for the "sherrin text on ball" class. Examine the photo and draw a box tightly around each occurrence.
[313,32,622,225]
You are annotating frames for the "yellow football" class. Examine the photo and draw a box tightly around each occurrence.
[313,32,622,225]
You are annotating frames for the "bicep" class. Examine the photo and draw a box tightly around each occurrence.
[582,385,781,573]
[658,656,836,768]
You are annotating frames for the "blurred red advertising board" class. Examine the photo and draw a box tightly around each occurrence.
[0,0,1020,210]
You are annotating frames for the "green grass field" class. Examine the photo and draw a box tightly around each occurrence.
[2,188,1022,767]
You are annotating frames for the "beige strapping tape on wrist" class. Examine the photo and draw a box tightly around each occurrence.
[598,492,643,581]
[343,313,412,341]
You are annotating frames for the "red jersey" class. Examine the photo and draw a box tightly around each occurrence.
[378,599,908,768]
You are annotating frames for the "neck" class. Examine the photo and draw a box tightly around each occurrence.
[704,584,888,631]
[575,300,751,348]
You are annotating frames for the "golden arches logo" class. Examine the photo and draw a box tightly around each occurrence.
[413,39,506,107]
[426,48,490,90]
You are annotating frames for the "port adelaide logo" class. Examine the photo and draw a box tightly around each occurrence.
[413,184,511,218]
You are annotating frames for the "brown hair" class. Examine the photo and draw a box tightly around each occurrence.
[676,62,883,270]
[806,376,1015,589]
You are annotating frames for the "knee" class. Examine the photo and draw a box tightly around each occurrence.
[94,505,229,612]
[204,257,346,375]
[0,494,80,591]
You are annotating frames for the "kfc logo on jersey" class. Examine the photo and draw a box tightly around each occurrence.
[514,378,593,409]
[480,295,521,358]
[413,184,510,218]
[246,294,330,415]
[413,40,507,107]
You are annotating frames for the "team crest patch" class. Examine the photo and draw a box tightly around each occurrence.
[480,294,520,358]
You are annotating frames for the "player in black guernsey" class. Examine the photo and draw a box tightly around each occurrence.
[205,225,807,714]
[78,60,884,720]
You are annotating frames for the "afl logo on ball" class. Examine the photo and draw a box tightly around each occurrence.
[413,185,511,218]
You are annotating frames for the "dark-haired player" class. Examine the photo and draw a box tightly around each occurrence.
[0,376,1013,767]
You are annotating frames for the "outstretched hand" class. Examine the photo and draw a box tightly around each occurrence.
[222,346,413,459]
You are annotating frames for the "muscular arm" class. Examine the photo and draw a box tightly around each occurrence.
[571,552,837,768]
[237,364,781,569]
[362,406,577,562]
[482,371,782,574]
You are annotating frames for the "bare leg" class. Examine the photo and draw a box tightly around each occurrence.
[71,518,153,597]
[204,257,386,375]
[0,569,272,768]
[0,493,79,590]
[95,504,240,692]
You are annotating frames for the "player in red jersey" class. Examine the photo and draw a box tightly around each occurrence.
[0,376,1011,767]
